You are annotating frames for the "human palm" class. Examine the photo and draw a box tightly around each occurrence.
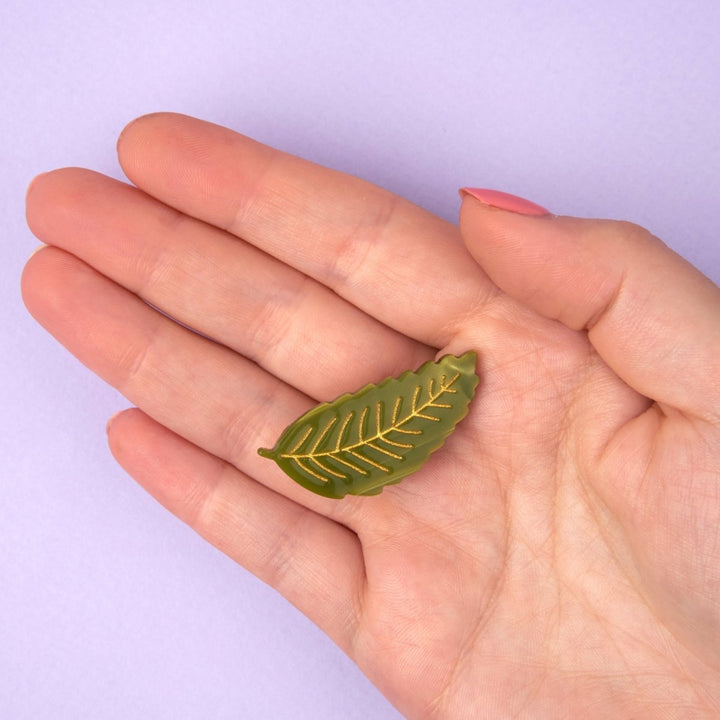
[23,114,720,718]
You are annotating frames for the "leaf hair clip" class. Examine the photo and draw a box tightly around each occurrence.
[258,351,479,498]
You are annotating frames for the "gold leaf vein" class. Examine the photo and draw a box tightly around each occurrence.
[349,450,390,473]
[293,457,329,483]
[310,456,346,480]
[280,370,462,481]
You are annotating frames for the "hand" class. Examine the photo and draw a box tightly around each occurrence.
[22,113,720,719]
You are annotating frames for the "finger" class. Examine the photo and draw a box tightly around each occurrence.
[20,246,360,518]
[116,112,493,347]
[106,407,364,653]
[459,190,720,421]
[25,168,430,401]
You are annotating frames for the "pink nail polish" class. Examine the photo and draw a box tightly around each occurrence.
[459,187,550,216]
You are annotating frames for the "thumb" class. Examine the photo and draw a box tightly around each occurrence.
[458,188,720,422]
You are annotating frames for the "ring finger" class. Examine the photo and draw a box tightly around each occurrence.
[21,246,364,518]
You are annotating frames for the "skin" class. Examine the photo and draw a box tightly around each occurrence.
[22,113,720,719]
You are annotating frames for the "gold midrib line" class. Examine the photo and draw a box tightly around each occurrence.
[282,372,460,460]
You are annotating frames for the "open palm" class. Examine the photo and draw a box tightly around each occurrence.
[23,114,720,718]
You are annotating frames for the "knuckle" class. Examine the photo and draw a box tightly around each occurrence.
[118,333,156,396]
[598,218,657,247]
[221,407,257,466]
[244,272,309,363]
[324,193,399,284]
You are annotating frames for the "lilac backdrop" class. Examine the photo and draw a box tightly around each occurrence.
[2,1,718,718]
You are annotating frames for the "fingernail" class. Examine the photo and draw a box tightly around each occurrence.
[117,116,141,152]
[106,410,124,433]
[117,113,159,152]
[26,172,48,200]
[459,188,550,216]
[28,244,48,259]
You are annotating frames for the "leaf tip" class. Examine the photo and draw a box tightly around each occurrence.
[257,447,275,459]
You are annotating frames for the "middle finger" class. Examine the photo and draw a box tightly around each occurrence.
[26,168,432,399]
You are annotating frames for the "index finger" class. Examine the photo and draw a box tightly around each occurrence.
[116,113,493,348]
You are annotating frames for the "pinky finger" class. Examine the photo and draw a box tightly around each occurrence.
[106,407,365,654]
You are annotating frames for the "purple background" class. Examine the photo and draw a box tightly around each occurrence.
[2,2,719,718]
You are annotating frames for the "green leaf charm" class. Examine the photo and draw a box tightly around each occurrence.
[258,351,478,498]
